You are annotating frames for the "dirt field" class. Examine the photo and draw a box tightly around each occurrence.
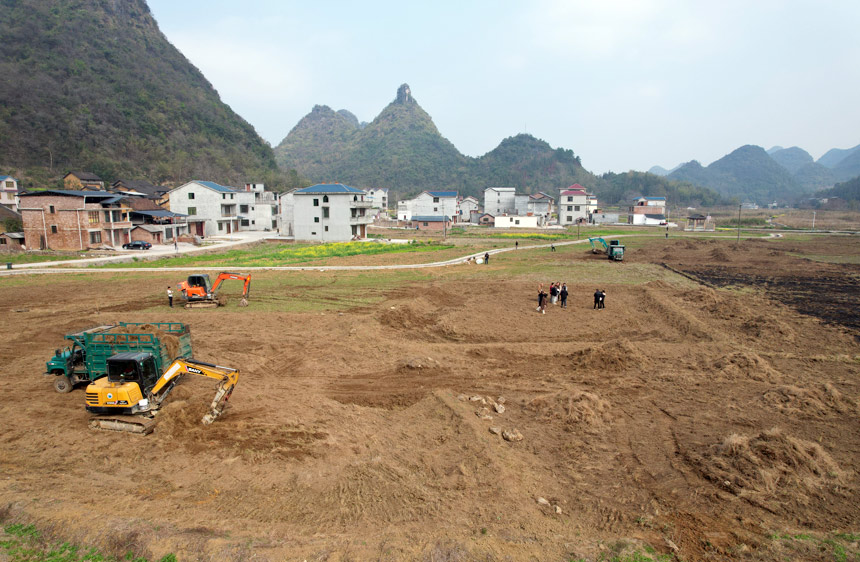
[0,234,858,561]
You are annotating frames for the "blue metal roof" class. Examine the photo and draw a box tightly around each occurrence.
[194,180,237,192]
[633,196,666,201]
[295,183,365,194]
[426,191,458,197]
[0,175,15,182]
[412,215,451,222]
[132,209,187,218]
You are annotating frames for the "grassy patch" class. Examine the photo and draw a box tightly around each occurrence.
[0,252,91,265]
[768,530,860,561]
[1,522,175,562]
[100,240,455,268]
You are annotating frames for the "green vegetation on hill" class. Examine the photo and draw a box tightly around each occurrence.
[670,145,807,204]
[769,146,813,174]
[600,171,728,207]
[274,84,721,207]
[0,0,305,191]
[816,175,860,204]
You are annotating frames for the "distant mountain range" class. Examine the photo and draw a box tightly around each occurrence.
[653,143,860,204]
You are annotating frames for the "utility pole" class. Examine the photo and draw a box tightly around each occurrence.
[736,204,742,246]
[812,211,816,231]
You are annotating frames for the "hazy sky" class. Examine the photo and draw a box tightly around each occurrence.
[147,0,860,174]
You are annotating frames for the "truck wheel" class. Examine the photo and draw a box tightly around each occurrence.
[53,375,73,393]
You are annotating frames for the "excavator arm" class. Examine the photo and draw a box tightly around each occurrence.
[210,272,251,306]
[150,358,240,425]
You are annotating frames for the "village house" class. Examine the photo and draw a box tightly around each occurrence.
[476,212,494,226]
[167,180,242,237]
[18,190,133,250]
[484,187,517,215]
[515,192,554,221]
[237,183,278,231]
[111,179,170,206]
[397,199,412,222]
[411,215,451,231]
[457,196,480,222]
[63,172,104,190]
[286,183,374,242]
[628,196,667,225]
[0,232,25,251]
[411,191,459,222]
[1,175,19,211]
[124,196,188,244]
[558,185,598,226]
[493,215,539,228]
[365,187,389,215]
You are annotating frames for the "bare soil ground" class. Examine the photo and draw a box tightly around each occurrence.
[0,235,858,561]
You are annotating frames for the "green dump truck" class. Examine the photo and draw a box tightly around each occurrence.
[45,322,192,393]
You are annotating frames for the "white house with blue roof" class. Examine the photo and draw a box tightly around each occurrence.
[397,190,459,224]
[0,175,18,211]
[167,180,246,237]
[286,183,374,242]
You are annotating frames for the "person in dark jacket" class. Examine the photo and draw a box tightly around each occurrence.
[599,289,606,309]
[560,283,568,308]
[593,289,601,309]
[484,252,490,264]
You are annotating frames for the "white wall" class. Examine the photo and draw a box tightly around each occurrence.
[493,215,539,228]
[484,188,516,215]
[293,192,372,242]
[411,192,457,218]
[168,181,240,236]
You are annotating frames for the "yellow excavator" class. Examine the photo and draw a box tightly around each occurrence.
[85,352,239,434]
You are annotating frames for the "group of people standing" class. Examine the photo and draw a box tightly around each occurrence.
[536,282,569,314]
[593,288,607,309]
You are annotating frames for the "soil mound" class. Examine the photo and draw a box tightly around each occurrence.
[378,304,437,331]
[709,248,730,262]
[104,323,182,358]
[762,383,858,417]
[155,387,325,460]
[712,351,780,381]
[688,428,844,512]
[526,390,612,429]
[566,341,644,371]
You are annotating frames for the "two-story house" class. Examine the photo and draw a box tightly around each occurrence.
[366,187,389,215]
[167,180,241,237]
[559,185,598,225]
[63,172,104,190]
[484,187,516,215]
[411,191,459,222]
[19,190,133,250]
[0,175,19,211]
[458,196,480,222]
[288,183,374,242]
[628,196,666,225]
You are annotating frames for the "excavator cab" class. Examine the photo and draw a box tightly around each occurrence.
[185,274,212,292]
[106,353,160,393]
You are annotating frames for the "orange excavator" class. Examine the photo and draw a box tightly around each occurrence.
[177,272,251,309]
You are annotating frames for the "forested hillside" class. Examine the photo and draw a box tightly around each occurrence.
[0,0,302,190]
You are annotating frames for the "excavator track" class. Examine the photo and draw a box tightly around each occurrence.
[89,415,157,435]
[184,301,220,309]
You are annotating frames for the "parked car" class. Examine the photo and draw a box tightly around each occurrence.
[122,241,152,250]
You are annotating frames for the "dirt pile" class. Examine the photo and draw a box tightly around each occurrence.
[104,323,183,358]
[526,389,612,430]
[688,428,846,513]
[762,383,858,417]
[565,341,645,371]
[712,351,781,381]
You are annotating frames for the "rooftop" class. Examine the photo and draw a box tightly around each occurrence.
[426,191,458,198]
[295,183,365,194]
[412,215,451,222]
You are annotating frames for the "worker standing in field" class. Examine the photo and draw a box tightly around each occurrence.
[560,283,568,308]
[599,289,606,309]
[167,286,173,308]
[593,289,601,309]
[484,252,490,264]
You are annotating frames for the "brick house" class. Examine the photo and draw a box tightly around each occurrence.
[19,190,133,250]
[411,215,451,231]
[628,196,666,225]
[63,172,104,190]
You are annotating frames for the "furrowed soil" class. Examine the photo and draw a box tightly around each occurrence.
[0,234,858,561]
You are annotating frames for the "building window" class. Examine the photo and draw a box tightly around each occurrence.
[313,198,319,206]
[323,195,329,203]
[51,225,57,233]
[89,231,101,244]
[188,193,195,199]
[49,205,55,214]
[218,223,223,231]
[222,194,226,199]
[433,197,439,203]
[574,205,580,211]
[567,206,572,211]
[567,216,572,222]
[241,219,250,227]
[230,194,234,199]
[433,207,438,212]
[423,222,429,227]
[0,238,5,245]
[240,205,249,213]
[88,211,99,224]
[324,226,329,232]
[322,207,329,218]
[567,196,572,202]
[188,207,197,216]
[515,219,520,225]
[311,231,316,236]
